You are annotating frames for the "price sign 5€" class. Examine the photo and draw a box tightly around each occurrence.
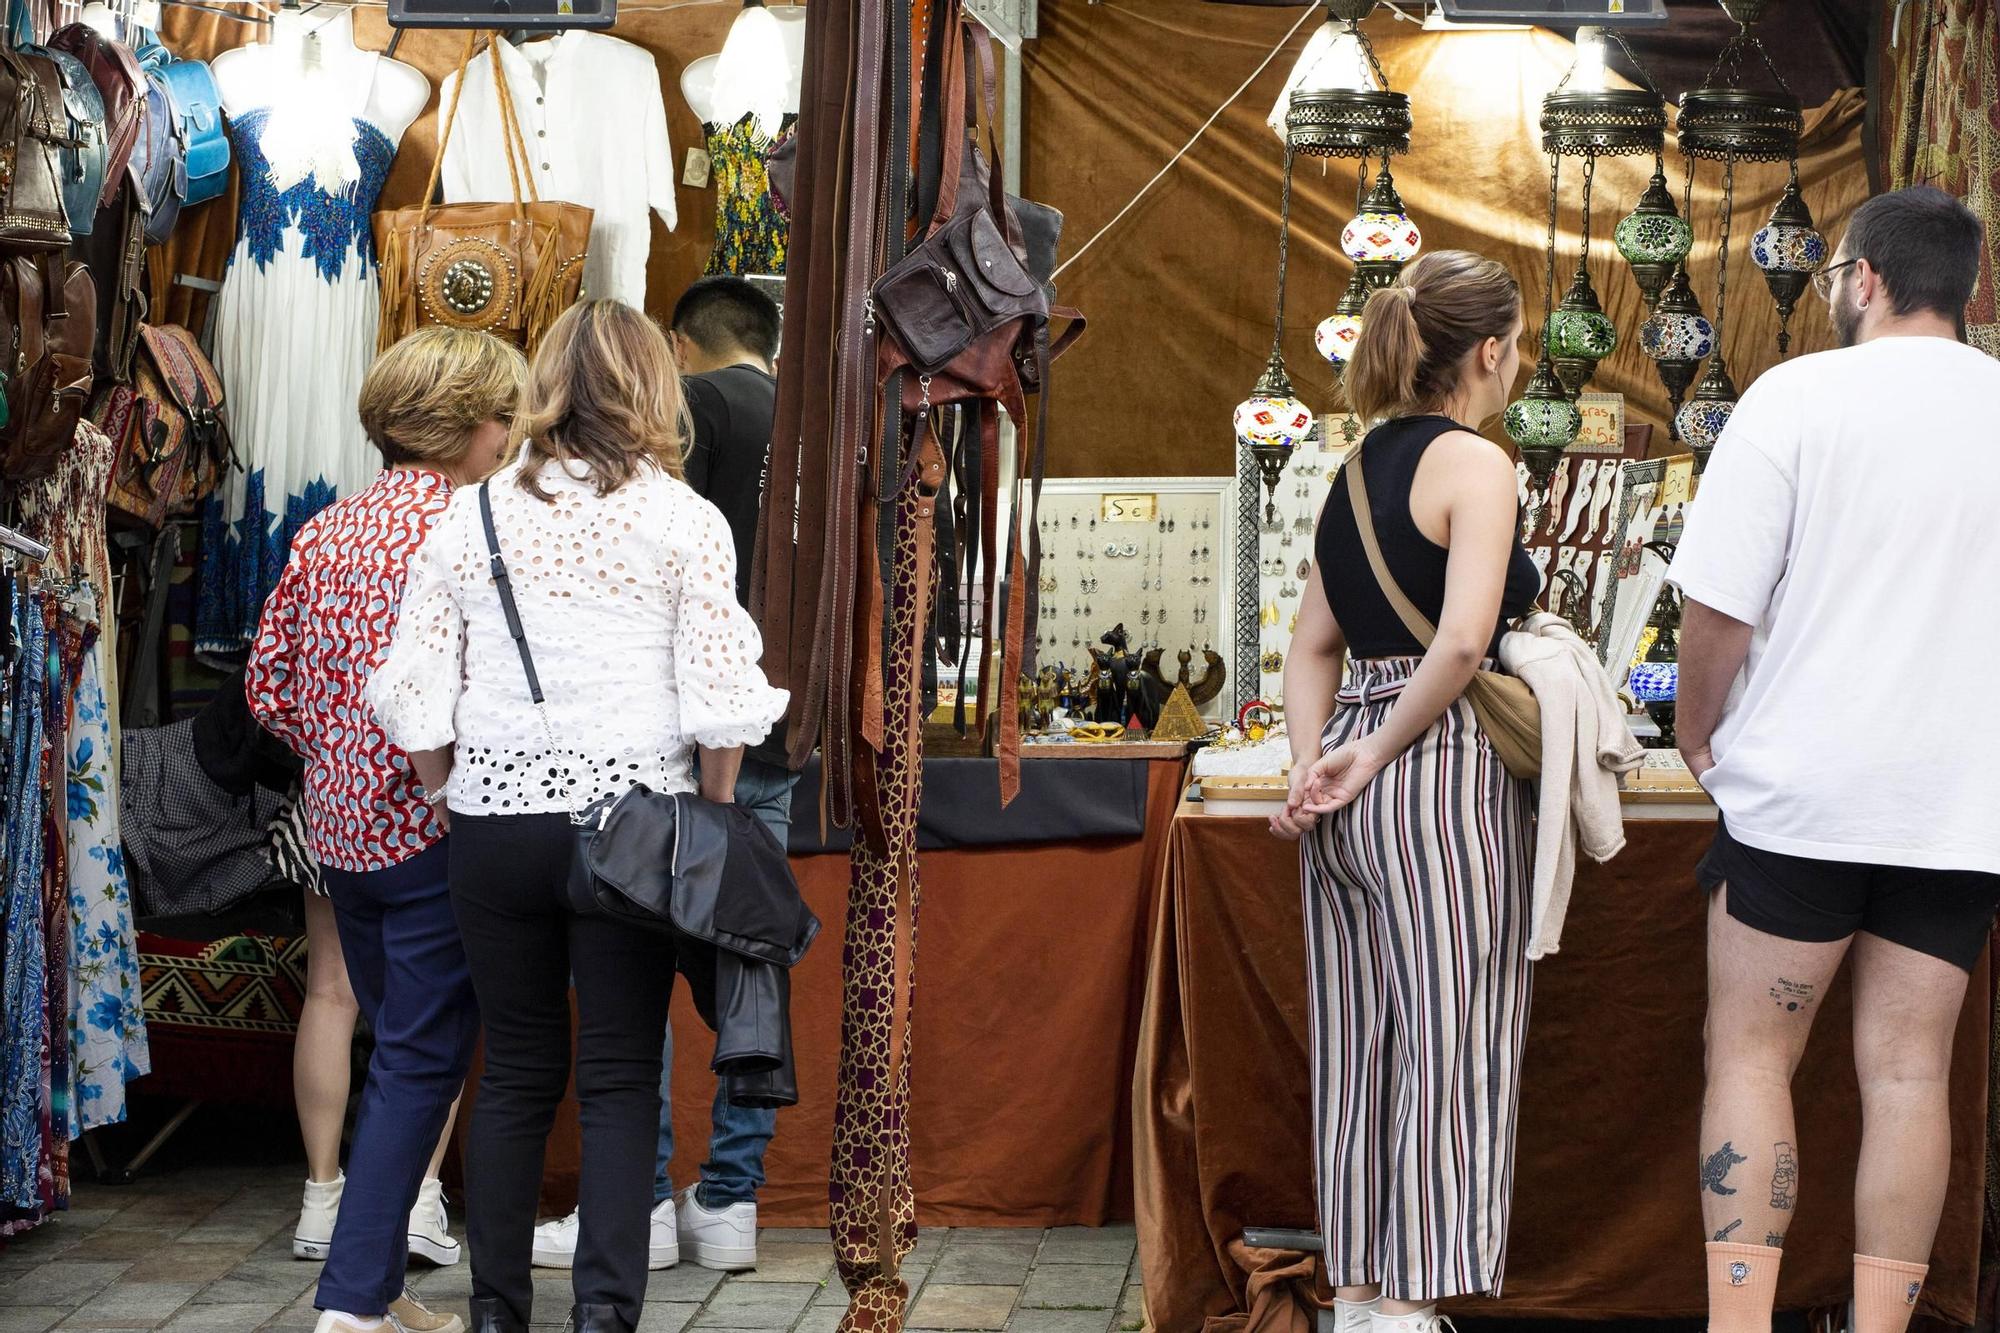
[1100,493,1157,523]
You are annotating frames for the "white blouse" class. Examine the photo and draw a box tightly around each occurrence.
[440,31,677,309]
[366,454,788,816]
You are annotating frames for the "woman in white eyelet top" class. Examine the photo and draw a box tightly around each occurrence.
[364,300,786,1332]
[367,449,785,810]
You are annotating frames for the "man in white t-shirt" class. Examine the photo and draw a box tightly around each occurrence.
[1667,186,1998,1333]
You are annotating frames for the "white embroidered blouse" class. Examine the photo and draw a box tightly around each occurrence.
[439,31,677,309]
[366,453,788,816]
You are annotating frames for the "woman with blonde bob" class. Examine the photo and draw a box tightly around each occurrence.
[248,326,527,1333]
[1272,251,1541,1333]
[368,301,788,1333]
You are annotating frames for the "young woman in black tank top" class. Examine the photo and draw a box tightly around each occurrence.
[1270,251,1539,1328]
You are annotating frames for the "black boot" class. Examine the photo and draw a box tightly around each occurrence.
[569,1305,634,1333]
[468,1296,528,1333]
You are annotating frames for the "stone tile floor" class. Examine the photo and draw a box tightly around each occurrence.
[0,1165,1146,1333]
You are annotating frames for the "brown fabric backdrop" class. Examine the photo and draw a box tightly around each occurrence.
[1135,809,1990,1330]
[150,3,760,333]
[1023,2,1870,478]
[454,757,1185,1228]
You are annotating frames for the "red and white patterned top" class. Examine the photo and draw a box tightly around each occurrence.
[246,468,454,873]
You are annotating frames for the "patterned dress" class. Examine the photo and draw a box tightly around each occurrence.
[704,114,792,277]
[198,95,398,658]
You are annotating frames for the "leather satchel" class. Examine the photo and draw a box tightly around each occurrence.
[0,253,96,481]
[157,53,226,207]
[1345,451,1543,782]
[373,31,590,355]
[48,24,143,213]
[0,45,76,251]
[96,322,232,528]
[41,48,105,237]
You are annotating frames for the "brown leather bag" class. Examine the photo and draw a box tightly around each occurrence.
[0,253,97,481]
[96,323,232,528]
[373,31,590,355]
[49,24,143,213]
[0,46,77,251]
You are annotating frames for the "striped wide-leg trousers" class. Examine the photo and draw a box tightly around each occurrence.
[1301,656,1536,1302]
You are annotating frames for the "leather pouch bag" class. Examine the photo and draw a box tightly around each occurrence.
[48,24,142,212]
[0,253,96,480]
[97,322,230,527]
[1345,453,1543,781]
[42,48,104,237]
[0,46,76,251]
[373,31,590,355]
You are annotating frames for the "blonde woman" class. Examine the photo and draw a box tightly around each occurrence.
[248,327,528,1333]
[368,301,788,1333]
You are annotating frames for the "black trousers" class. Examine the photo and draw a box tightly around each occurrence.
[450,812,676,1329]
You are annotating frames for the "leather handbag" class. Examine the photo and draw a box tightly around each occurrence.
[1345,451,1543,782]
[96,322,232,527]
[0,45,77,251]
[0,253,96,481]
[132,72,183,244]
[48,24,143,212]
[373,31,590,355]
[156,54,226,207]
[40,48,105,237]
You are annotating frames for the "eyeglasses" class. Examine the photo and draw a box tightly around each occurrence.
[1812,258,1861,301]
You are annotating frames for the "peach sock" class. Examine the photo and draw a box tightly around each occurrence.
[1853,1254,1928,1333]
[1707,1242,1783,1333]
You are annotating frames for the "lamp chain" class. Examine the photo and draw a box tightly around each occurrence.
[1274,143,1295,357]
[1716,154,1735,361]
[1541,152,1561,352]
[1578,151,1597,275]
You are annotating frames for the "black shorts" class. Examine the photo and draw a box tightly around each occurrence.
[1698,818,2000,972]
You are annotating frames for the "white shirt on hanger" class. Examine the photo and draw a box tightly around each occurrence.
[439,31,677,310]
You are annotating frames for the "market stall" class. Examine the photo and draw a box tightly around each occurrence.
[1136,797,1992,1329]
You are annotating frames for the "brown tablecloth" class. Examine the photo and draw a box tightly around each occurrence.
[463,756,1186,1228]
[1134,805,1991,1329]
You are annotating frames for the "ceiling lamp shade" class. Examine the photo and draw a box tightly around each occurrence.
[1539,27,1666,161]
[1285,1,1411,160]
[1751,173,1827,353]
[1616,167,1695,310]
[1677,87,1804,165]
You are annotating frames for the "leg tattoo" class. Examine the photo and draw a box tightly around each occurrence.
[1714,1218,1744,1242]
[1703,1142,1748,1196]
[1771,1141,1798,1211]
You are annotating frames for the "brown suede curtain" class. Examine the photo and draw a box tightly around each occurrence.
[1135,811,1991,1331]
[1022,2,1870,479]
[148,2,756,332]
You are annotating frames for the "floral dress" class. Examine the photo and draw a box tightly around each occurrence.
[704,113,792,277]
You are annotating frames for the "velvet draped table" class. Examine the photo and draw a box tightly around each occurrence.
[457,754,1187,1228]
[1134,802,1990,1331]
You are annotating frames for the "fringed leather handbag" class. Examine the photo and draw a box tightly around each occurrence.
[372,31,590,355]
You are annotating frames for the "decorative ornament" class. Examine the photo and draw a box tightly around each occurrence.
[1341,166,1421,290]
[1616,164,1695,310]
[1640,265,1713,433]
[1235,145,1312,528]
[1751,168,1826,355]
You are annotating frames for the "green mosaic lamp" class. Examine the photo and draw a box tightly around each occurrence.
[1503,354,1582,489]
[1547,269,1618,398]
[1615,165,1695,311]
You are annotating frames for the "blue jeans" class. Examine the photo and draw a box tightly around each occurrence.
[315,840,479,1315]
[654,757,798,1208]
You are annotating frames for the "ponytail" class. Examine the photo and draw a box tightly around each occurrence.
[1342,286,1424,425]
[1339,250,1522,425]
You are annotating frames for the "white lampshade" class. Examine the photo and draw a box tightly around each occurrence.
[710,2,793,140]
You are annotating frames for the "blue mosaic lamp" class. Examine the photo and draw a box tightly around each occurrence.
[1640,267,1712,439]
[1751,175,1826,355]
[1673,357,1739,471]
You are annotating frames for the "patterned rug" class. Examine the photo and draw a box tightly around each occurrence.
[135,931,306,1108]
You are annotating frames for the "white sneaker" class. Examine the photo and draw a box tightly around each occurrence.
[530,1200,680,1270]
[407,1177,462,1267]
[295,1173,345,1261]
[676,1185,757,1271]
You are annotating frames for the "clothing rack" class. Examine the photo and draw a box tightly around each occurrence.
[0,519,51,569]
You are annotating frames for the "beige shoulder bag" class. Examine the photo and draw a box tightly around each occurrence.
[1344,453,1542,782]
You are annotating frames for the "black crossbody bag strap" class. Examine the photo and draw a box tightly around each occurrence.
[479,480,545,705]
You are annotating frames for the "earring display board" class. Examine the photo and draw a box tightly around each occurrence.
[1250,419,1348,696]
[1030,476,1237,715]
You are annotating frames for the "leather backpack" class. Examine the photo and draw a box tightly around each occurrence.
[132,72,182,244]
[0,253,97,480]
[40,47,106,237]
[49,24,144,212]
[156,54,226,207]
[96,322,231,527]
[0,45,76,251]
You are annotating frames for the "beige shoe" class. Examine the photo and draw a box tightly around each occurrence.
[312,1313,411,1333]
[389,1289,466,1333]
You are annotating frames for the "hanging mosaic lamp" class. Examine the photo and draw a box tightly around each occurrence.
[1673,356,1740,469]
[1342,167,1422,290]
[1751,171,1826,355]
[1547,268,1618,397]
[1616,165,1695,311]
[1639,267,1713,436]
[1236,145,1313,527]
[1286,0,1411,163]
[1503,356,1582,488]
[1314,270,1371,371]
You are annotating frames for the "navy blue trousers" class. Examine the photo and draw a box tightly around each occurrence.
[315,838,480,1315]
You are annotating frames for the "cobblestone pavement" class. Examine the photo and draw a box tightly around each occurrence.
[0,1167,1146,1333]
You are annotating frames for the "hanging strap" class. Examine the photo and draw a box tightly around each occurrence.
[1344,451,1440,649]
[421,31,537,225]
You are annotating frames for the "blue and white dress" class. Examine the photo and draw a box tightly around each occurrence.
[198,75,397,659]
